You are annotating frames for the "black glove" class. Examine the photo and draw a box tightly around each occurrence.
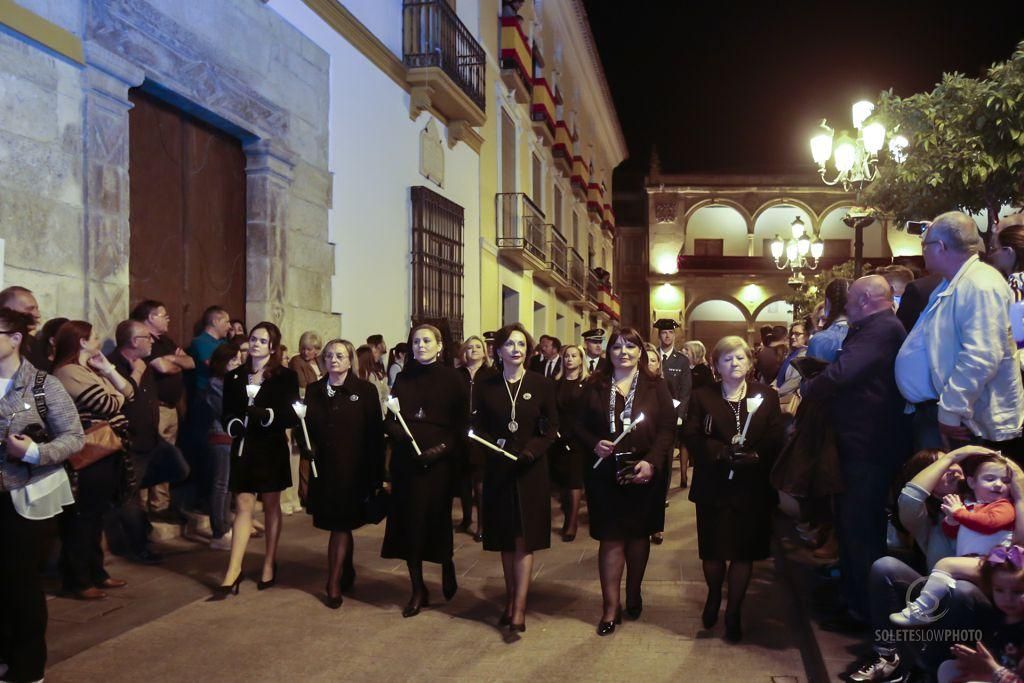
[246,405,270,423]
[726,444,759,468]
[515,449,537,468]
[384,419,411,443]
[417,442,447,465]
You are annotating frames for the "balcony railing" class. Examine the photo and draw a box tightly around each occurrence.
[570,248,585,293]
[676,254,893,273]
[403,0,486,112]
[496,192,546,263]
[547,227,568,281]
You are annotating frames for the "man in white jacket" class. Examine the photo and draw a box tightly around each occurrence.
[895,211,1024,453]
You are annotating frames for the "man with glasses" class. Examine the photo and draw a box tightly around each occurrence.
[896,211,1024,453]
[131,300,194,522]
[106,320,190,563]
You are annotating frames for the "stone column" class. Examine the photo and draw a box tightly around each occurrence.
[82,42,144,340]
[244,139,296,332]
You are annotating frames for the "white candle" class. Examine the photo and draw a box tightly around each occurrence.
[593,413,645,469]
[386,395,422,455]
[467,429,518,461]
[738,394,763,445]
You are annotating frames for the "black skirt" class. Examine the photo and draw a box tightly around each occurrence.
[695,502,772,561]
[229,432,292,494]
[549,440,584,489]
[585,453,666,541]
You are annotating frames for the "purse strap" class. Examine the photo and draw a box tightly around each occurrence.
[32,370,48,422]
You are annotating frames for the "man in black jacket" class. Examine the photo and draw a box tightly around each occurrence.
[802,275,911,629]
[653,319,692,487]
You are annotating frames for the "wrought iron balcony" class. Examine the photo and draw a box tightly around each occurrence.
[496,192,547,270]
[403,0,486,125]
[539,225,569,289]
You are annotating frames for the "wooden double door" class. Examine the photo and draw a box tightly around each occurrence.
[128,89,247,344]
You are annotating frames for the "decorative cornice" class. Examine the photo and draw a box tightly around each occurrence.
[302,0,407,91]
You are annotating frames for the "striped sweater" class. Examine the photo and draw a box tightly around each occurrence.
[53,362,133,436]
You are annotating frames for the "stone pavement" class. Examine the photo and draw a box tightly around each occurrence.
[44,482,833,682]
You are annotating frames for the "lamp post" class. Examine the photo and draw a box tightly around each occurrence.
[810,100,908,276]
[770,216,824,288]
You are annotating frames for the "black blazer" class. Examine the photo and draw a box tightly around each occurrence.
[660,349,692,420]
[897,274,942,332]
[222,365,300,458]
[528,354,562,378]
[684,381,783,507]
[576,372,676,474]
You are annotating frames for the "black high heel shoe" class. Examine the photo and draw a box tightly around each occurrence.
[442,561,458,601]
[498,612,512,627]
[209,573,243,601]
[507,620,526,633]
[596,606,623,636]
[724,611,742,642]
[257,562,278,591]
[702,592,721,629]
[402,587,429,618]
[625,596,643,621]
[324,583,343,610]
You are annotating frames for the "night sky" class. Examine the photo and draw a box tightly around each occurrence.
[583,1,1024,183]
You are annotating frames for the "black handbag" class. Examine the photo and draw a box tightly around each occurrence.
[614,451,644,485]
[726,444,760,468]
[361,486,390,524]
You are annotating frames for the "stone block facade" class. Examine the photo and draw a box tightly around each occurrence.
[0,0,339,347]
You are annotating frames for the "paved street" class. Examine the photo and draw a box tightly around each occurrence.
[45,481,819,682]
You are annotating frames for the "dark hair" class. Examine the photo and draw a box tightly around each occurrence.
[246,321,284,378]
[997,224,1024,274]
[0,286,32,309]
[115,319,146,348]
[822,278,851,330]
[130,299,164,322]
[963,452,1011,481]
[202,306,228,329]
[229,319,246,336]
[550,336,562,351]
[0,307,35,358]
[356,344,381,381]
[979,547,1024,601]
[602,327,660,381]
[899,449,949,521]
[759,325,773,346]
[493,323,535,366]
[387,342,409,368]
[52,320,93,370]
[770,325,788,343]
[209,342,238,379]
[39,317,68,361]
[366,334,384,346]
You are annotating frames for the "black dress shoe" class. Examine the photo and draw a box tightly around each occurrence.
[597,607,623,635]
[702,592,721,629]
[340,564,356,592]
[442,561,458,601]
[508,621,526,633]
[473,531,484,543]
[724,612,742,642]
[209,574,243,602]
[625,597,643,621]
[257,562,278,591]
[402,589,429,618]
[498,613,512,627]
[324,584,344,609]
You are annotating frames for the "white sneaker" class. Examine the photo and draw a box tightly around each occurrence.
[209,531,233,550]
[889,600,936,626]
[281,502,294,515]
[849,652,900,681]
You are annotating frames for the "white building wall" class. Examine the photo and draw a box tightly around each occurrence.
[269,0,481,346]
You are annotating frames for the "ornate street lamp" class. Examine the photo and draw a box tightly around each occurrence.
[810,100,908,276]
[770,216,824,288]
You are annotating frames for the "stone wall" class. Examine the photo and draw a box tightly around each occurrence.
[0,0,339,347]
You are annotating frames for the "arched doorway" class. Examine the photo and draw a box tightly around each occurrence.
[687,298,750,357]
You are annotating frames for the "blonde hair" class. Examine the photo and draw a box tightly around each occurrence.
[320,338,359,376]
[459,335,491,368]
[298,330,322,351]
[557,344,589,380]
[682,340,706,365]
[711,336,753,368]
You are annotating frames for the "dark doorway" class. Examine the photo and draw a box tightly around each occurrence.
[128,89,247,344]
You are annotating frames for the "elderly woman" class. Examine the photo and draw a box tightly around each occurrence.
[53,320,135,601]
[289,331,323,392]
[684,336,784,643]
[577,328,675,635]
[0,308,82,682]
[682,340,713,391]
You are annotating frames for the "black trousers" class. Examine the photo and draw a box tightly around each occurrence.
[0,493,51,682]
[59,455,119,591]
[834,457,893,617]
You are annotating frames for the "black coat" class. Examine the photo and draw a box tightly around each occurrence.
[576,372,676,539]
[473,370,558,552]
[897,274,942,332]
[222,365,300,493]
[528,354,562,378]
[381,361,468,564]
[801,309,911,466]
[304,373,385,531]
[691,363,715,391]
[660,348,692,421]
[550,376,587,489]
[457,364,498,470]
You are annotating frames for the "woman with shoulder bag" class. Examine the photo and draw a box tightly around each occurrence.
[0,308,83,683]
[577,328,676,635]
[53,320,136,601]
[684,336,784,643]
[303,339,385,608]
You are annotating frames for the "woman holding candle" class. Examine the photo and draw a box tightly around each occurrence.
[212,322,300,599]
[473,323,559,633]
[304,339,385,608]
[684,335,783,642]
[576,327,676,635]
[381,324,468,618]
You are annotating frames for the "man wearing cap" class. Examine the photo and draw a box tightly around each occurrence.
[582,329,611,374]
[654,319,692,487]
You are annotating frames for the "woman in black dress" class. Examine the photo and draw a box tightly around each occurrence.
[551,343,588,542]
[381,324,468,617]
[456,335,497,542]
[682,340,714,391]
[304,339,385,608]
[473,323,558,633]
[577,327,675,635]
[684,335,783,642]
[214,322,299,598]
